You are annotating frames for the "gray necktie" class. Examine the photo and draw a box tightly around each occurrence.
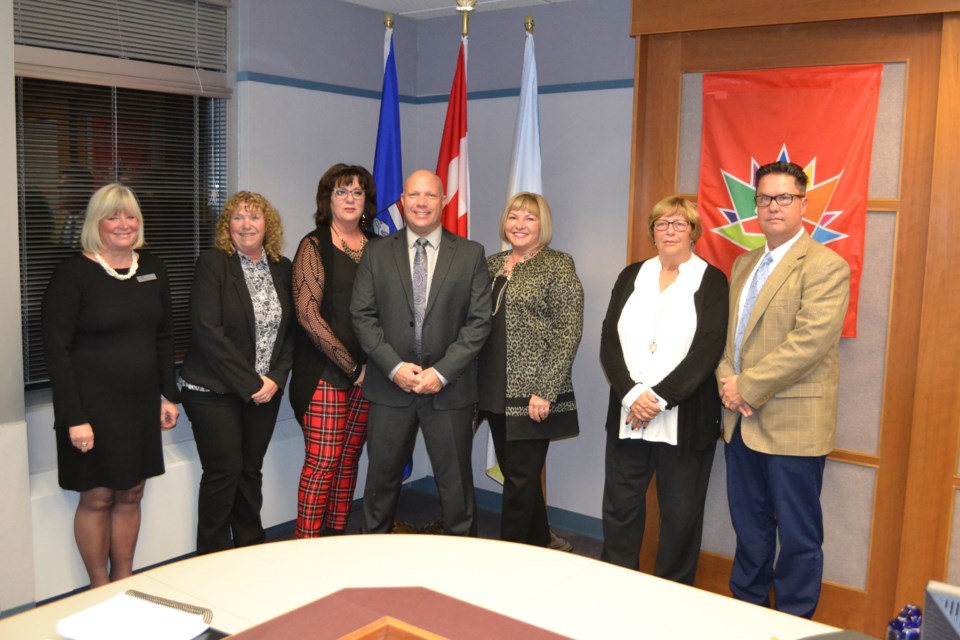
[413,238,429,358]
[734,252,773,373]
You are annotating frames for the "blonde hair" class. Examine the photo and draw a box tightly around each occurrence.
[499,192,554,247]
[214,191,285,262]
[80,184,145,253]
[647,195,702,244]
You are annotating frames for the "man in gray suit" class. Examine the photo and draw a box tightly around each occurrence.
[351,169,491,536]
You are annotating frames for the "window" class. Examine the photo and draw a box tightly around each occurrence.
[17,78,227,386]
[14,0,230,386]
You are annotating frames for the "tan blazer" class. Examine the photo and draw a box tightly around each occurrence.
[717,232,850,456]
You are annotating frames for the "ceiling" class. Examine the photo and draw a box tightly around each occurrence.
[338,0,574,21]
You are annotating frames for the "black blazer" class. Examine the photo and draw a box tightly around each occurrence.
[599,258,729,455]
[350,228,492,410]
[180,249,294,399]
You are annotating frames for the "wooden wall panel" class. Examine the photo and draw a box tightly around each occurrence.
[632,0,960,36]
[896,10,960,607]
[627,34,681,262]
[627,7,952,636]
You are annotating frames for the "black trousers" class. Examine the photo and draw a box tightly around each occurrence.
[601,428,716,585]
[487,413,550,547]
[362,396,476,536]
[182,388,280,555]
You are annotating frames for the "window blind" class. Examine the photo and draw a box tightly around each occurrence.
[13,0,228,72]
[17,77,227,386]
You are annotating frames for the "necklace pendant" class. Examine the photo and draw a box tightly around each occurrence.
[649,341,657,354]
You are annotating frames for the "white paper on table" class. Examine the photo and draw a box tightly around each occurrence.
[56,591,210,640]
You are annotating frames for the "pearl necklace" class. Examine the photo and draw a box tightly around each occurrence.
[94,251,139,281]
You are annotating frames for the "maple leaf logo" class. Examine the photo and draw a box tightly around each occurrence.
[710,145,848,250]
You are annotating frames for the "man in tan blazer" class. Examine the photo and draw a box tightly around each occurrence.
[717,161,850,619]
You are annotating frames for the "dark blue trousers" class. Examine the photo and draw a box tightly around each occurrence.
[725,423,826,619]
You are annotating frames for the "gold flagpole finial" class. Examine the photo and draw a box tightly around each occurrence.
[524,16,534,33]
[384,12,394,29]
[456,0,476,37]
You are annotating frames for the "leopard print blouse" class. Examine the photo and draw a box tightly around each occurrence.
[486,247,584,439]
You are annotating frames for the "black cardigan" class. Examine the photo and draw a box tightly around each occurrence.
[288,225,373,423]
[599,258,729,455]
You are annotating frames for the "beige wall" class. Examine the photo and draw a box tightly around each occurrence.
[0,0,36,612]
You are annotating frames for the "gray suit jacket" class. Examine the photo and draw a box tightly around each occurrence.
[351,228,492,409]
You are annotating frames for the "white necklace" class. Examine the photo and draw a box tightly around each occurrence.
[94,251,139,281]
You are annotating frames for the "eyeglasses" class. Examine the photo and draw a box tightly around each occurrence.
[333,188,365,200]
[755,193,803,207]
[653,219,690,232]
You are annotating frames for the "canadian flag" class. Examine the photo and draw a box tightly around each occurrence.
[436,38,469,238]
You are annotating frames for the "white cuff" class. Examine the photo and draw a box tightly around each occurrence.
[621,383,647,412]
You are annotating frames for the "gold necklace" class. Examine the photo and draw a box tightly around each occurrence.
[492,246,543,315]
[496,245,542,278]
[331,225,367,263]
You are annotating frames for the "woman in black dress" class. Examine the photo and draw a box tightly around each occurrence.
[43,183,179,587]
[180,192,294,554]
[479,192,584,546]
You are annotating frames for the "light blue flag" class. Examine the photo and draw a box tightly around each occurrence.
[488,29,542,484]
[372,28,403,237]
[505,31,542,199]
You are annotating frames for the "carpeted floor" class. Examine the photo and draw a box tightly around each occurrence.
[267,484,604,561]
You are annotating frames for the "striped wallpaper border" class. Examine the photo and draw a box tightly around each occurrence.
[237,71,632,103]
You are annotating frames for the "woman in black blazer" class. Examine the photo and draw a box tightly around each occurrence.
[599,195,728,585]
[180,191,294,555]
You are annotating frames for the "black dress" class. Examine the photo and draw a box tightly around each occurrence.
[42,252,178,492]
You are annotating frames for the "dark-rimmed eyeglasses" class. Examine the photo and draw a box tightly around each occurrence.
[755,193,803,207]
[653,219,690,232]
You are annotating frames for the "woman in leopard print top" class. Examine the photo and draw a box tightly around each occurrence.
[478,192,583,547]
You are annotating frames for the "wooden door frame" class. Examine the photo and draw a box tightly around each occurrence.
[627,8,960,636]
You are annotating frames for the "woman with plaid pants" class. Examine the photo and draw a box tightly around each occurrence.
[289,164,377,537]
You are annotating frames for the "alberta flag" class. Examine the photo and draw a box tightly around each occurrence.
[436,37,469,238]
[372,26,403,237]
[697,64,882,337]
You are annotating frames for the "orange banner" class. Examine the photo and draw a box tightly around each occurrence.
[696,64,882,337]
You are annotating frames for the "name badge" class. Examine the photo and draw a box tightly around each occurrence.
[137,273,157,283]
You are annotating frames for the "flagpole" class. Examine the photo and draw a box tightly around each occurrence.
[457,0,476,36]
[525,15,533,33]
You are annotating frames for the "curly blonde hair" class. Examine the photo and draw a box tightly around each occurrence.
[214,191,284,262]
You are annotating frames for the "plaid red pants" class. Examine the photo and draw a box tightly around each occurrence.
[296,379,369,537]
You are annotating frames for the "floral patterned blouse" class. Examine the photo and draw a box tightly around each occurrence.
[239,252,282,376]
